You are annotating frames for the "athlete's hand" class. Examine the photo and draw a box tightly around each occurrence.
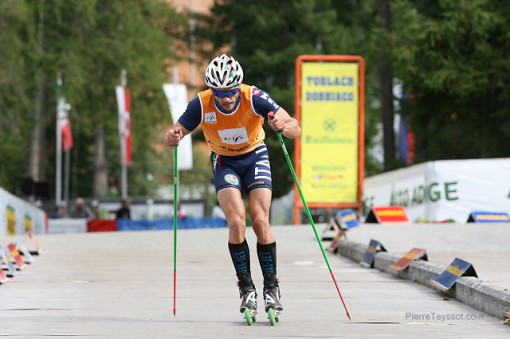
[165,126,182,148]
[268,111,285,133]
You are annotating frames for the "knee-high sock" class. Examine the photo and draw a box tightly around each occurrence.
[257,242,277,283]
[229,240,251,276]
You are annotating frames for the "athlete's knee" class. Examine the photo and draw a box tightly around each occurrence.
[228,216,246,241]
[251,216,269,230]
[252,217,271,239]
[228,215,246,229]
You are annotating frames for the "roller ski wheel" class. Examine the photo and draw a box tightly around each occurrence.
[263,282,283,326]
[243,308,257,326]
[267,308,280,326]
[238,279,257,326]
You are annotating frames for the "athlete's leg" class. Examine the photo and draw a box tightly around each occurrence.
[248,188,283,311]
[218,187,246,244]
[218,187,257,311]
[248,188,274,244]
[211,151,259,312]
[243,146,278,286]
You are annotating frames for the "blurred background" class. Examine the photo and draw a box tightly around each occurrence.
[1,0,509,224]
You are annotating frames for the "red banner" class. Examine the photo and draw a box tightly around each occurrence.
[116,86,132,165]
[61,117,74,151]
[87,219,118,232]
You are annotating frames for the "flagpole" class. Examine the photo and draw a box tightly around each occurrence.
[55,74,63,211]
[120,69,128,199]
[63,103,72,213]
[121,154,127,199]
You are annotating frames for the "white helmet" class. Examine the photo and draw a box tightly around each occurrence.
[204,54,243,89]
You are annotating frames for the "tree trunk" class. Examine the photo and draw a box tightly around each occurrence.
[93,126,108,198]
[26,2,46,184]
[379,0,395,171]
[26,75,46,182]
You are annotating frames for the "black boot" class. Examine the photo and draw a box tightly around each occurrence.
[238,273,257,313]
[263,276,283,313]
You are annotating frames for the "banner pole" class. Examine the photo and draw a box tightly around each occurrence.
[55,74,63,211]
[120,69,128,199]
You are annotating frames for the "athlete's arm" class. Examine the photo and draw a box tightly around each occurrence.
[164,97,201,147]
[252,87,301,138]
[268,108,301,139]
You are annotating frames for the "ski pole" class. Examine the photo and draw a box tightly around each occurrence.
[173,145,178,316]
[276,132,351,320]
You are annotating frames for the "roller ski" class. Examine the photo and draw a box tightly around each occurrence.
[263,281,283,326]
[238,277,258,326]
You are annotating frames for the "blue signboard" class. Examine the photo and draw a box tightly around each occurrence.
[467,211,510,223]
[336,209,360,229]
[432,257,477,291]
[360,239,386,268]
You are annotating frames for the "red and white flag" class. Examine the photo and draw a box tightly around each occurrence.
[61,117,74,152]
[116,85,132,165]
[57,96,73,152]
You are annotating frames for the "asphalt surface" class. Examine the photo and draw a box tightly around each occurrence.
[1,224,509,338]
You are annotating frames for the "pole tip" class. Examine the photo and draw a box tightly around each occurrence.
[173,308,176,316]
[346,311,351,320]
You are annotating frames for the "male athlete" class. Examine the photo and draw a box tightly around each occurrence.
[165,54,301,317]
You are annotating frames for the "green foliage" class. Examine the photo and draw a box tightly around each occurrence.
[196,0,343,197]
[389,0,510,160]
[197,0,510,183]
[0,0,35,190]
[2,0,510,202]
[0,0,185,196]
[60,0,185,197]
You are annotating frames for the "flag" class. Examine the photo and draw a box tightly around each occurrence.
[162,83,193,170]
[57,96,73,152]
[407,120,415,164]
[397,115,408,164]
[116,85,132,165]
[397,115,415,165]
[61,117,74,152]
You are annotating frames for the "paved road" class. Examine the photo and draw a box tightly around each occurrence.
[1,225,508,338]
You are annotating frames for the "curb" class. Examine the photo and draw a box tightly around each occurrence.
[334,240,510,320]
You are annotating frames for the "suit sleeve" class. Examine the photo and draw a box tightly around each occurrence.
[177,97,202,131]
[251,87,281,119]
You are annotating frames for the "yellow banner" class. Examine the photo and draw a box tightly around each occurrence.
[301,62,359,203]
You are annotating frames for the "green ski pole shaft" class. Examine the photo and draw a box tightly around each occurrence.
[277,133,351,320]
[173,146,178,316]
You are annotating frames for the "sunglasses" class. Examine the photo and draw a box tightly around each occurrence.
[211,87,240,98]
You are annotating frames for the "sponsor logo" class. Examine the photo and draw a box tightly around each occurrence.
[204,112,217,124]
[225,174,239,186]
[247,181,266,189]
[218,127,249,145]
[324,119,336,132]
[6,205,16,236]
[24,214,32,232]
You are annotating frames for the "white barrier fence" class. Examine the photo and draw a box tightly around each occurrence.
[363,158,510,223]
[47,219,87,234]
[4,157,508,234]
[0,188,47,236]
